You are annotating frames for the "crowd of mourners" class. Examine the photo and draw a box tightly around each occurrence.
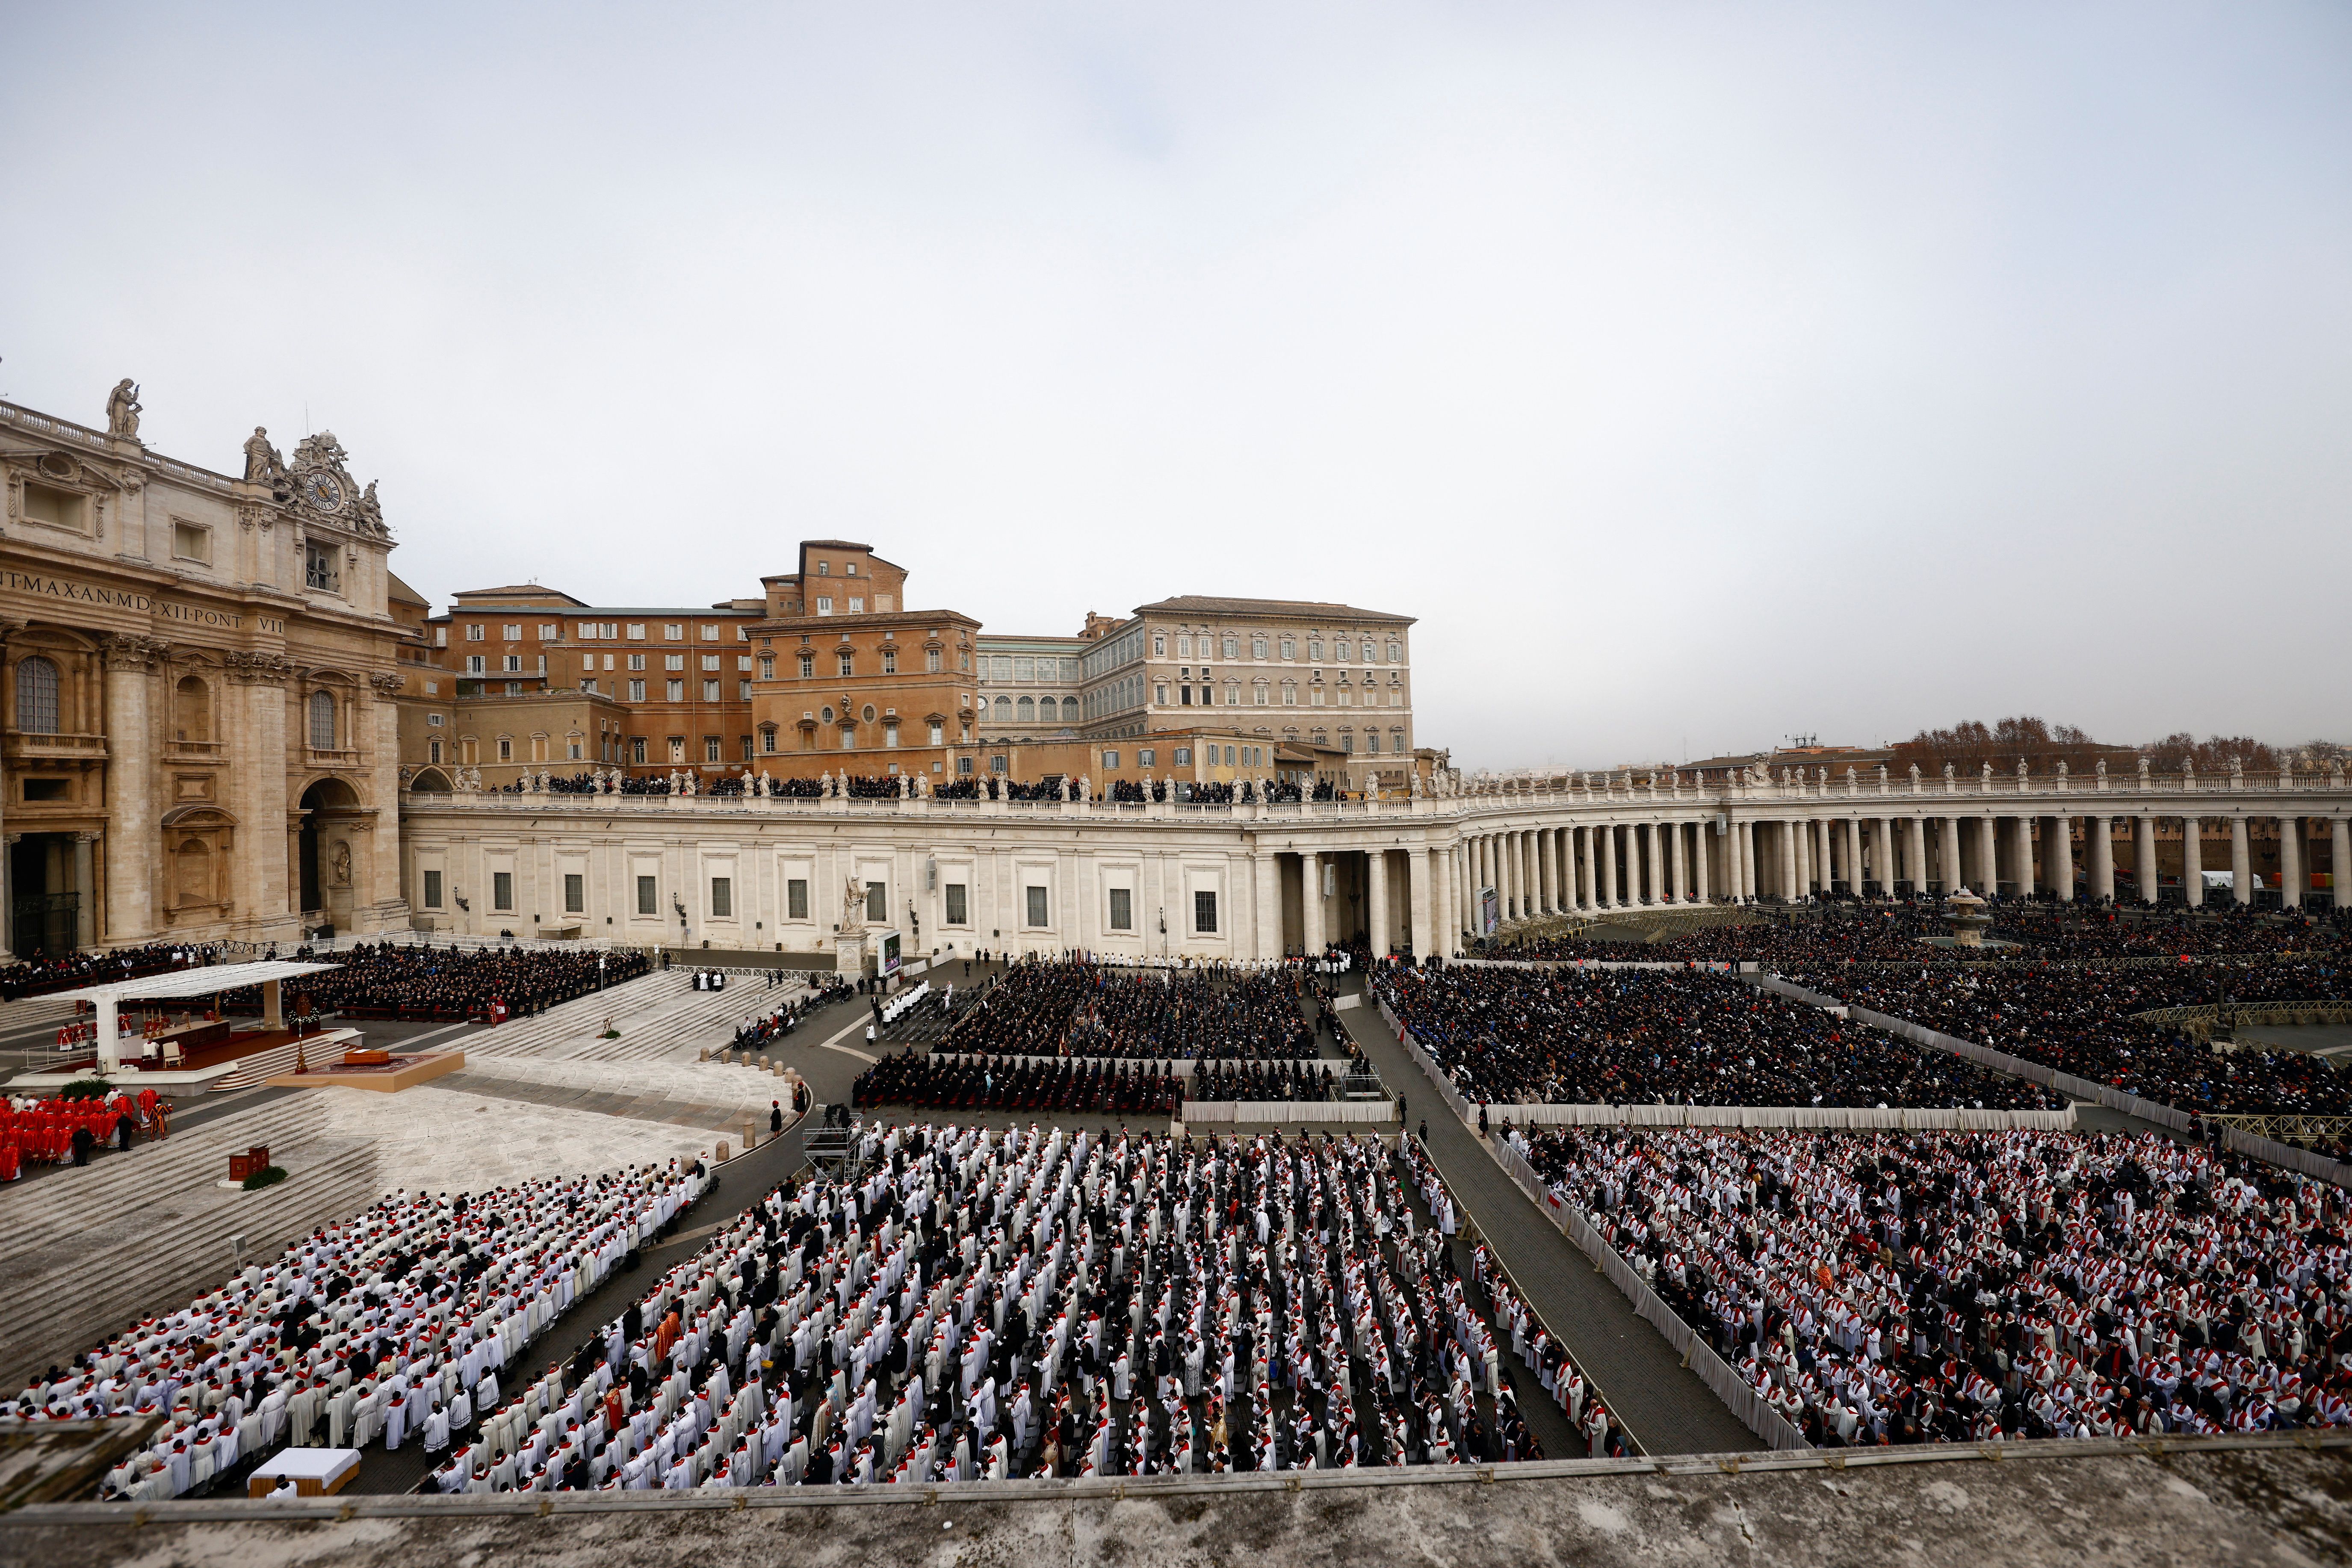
[0,942,227,1001]
[1372,964,2057,1110]
[7,1163,707,1500]
[936,961,1318,1063]
[1519,1126,2352,1445]
[403,1122,1575,1492]
[851,1055,1185,1116]
[208,944,653,1024]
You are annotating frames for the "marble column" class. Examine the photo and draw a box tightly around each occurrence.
[1840,818,1859,896]
[1661,823,1680,904]
[2334,818,2350,912]
[2046,815,2074,902]
[1906,816,1927,898]
[2136,815,2159,904]
[1694,822,1711,904]
[1601,824,1619,908]
[1739,820,1758,903]
[1367,846,1390,955]
[1301,850,1325,953]
[2088,816,2114,904]
[72,832,96,948]
[1409,846,1432,960]
[1939,817,1961,896]
[1519,830,1536,917]
[2230,818,2252,906]
[1536,828,1555,915]
[2281,816,2304,909]
[2012,816,2036,898]
[2181,815,2204,907]
[1578,826,1596,910]
[1256,851,1282,960]
[1643,823,1663,905]
[102,637,158,943]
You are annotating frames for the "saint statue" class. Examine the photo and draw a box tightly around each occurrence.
[106,379,142,441]
[242,427,283,482]
[331,842,351,885]
[841,874,867,933]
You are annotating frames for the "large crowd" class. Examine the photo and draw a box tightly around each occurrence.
[1784,960,2352,1116]
[937,962,1318,1063]
[410,1122,1576,1493]
[850,1055,1187,1116]
[8,1163,706,1500]
[207,944,653,1024]
[0,942,228,1001]
[1371,964,2057,1110]
[1518,1126,2352,1445]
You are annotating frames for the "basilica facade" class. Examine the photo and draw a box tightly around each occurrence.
[0,384,408,956]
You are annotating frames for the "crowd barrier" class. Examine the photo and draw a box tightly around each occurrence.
[1478,1103,2075,1131]
[1452,957,1741,974]
[1182,1099,1395,1125]
[1487,1136,1811,1452]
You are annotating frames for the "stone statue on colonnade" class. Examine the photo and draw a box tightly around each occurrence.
[841,875,866,933]
[106,379,142,440]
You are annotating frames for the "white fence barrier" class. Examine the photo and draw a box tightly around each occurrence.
[1183,1099,1395,1125]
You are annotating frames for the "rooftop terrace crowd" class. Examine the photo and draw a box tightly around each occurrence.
[1371,964,2057,1110]
[937,961,1318,1063]
[1518,1126,2352,1446]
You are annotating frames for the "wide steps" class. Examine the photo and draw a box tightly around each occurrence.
[456,972,693,1058]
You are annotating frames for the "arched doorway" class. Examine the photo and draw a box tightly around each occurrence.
[297,777,363,934]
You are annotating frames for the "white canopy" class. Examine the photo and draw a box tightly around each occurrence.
[45,960,341,1071]
[43,959,341,1007]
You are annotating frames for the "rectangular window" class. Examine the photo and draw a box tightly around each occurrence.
[837,653,854,677]
[628,680,646,702]
[710,877,732,918]
[502,623,521,640]
[465,655,485,675]
[815,596,834,615]
[666,680,684,701]
[428,738,442,763]
[704,736,721,762]
[798,654,815,678]
[1174,747,1191,765]
[697,654,717,672]
[928,720,943,745]
[702,680,720,701]
[1103,750,1120,769]
[627,653,646,670]
[422,869,443,909]
[626,623,646,640]
[881,650,897,674]
[847,597,865,613]
[739,734,753,759]
[787,878,809,920]
[736,655,753,672]
[925,648,941,673]
[503,655,522,673]
[1194,890,1217,933]
[1251,636,1267,660]
[636,874,657,915]
[665,624,683,640]
[663,654,685,671]
[702,625,719,640]
[171,520,211,564]
[539,623,559,639]
[1109,887,1132,931]
[1139,748,1155,766]
[738,680,751,700]
[630,736,647,764]
[866,881,887,922]
[465,624,485,641]
[491,871,514,912]
[496,738,512,761]
[1025,885,1049,928]
[564,873,584,913]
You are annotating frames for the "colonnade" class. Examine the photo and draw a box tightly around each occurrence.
[1442,809,2352,942]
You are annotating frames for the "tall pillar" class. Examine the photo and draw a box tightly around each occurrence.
[1536,828,1555,914]
[1644,822,1664,905]
[1665,822,1684,904]
[1693,822,1711,904]
[1839,818,1858,896]
[1256,851,1282,960]
[1739,820,1757,902]
[1519,830,1536,917]
[1578,826,1596,910]
[2046,815,2074,902]
[72,832,97,948]
[2136,815,2159,904]
[2281,816,2304,909]
[1905,817,1927,898]
[1972,815,1996,896]
[101,637,157,943]
[2088,817,2114,903]
[2230,818,2252,906]
[1503,832,1521,920]
[2181,815,2204,907]
[2012,817,2035,898]
[1367,847,1391,954]
[1408,847,1432,960]
[1601,824,1619,908]
[2334,818,2350,912]
[1776,820,1796,901]
[1938,817,1961,896]
[1301,850,1325,954]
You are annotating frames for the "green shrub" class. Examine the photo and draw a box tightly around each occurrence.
[59,1079,115,1101]
[242,1165,289,1190]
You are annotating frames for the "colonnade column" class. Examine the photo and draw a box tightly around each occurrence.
[1521,831,1537,916]
[1906,817,1927,898]
[1308,851,1327,950]
[1738,820,1757,902]
[2230,817,2252,905]
[2281,816,2304,909]
[2181,815,2204,907]
[1694,822,1711,904]
[1578,827,1596,910]
[1255,851,1282,960]
[2007,817,2031,898]
[2136,815,2159,904]
[2046,815,2074,902]
[1366,848,1390,955]
[2088,817,2114,904]
[1939,817,1960,896]
[1533,828,1552,915]
[2334,818,2350,912]
[1816,818,1834,895]
[1664,823,1684,904]
[1774,820,1794,901]
[1409,847,1433,960]
[1600,824,1619,908]
[1644,823,1663,906]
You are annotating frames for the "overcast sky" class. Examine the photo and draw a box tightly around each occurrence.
[5,3,2346,769]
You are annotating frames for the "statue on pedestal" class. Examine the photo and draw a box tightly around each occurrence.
[242,427,284,482]
[106,379,142,441]
[840,875,867,933]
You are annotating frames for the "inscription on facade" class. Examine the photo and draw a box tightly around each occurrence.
[2,571,284,633]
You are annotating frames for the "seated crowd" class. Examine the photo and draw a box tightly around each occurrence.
[208,944,653,1024]
[1518,1126,2352,1445]
[851,1054,1185,1116]
[9,1163,706,1502]
[420,1122,1573,1495]
[1371,965,2057,1110]
[1782,960,2352,1116]
[937,961,1317,1062]
[0,942,227,1001]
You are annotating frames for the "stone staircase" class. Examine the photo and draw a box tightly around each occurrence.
[0,1096,384,1393]
[208,1031,362,1093]
[470,972,800,1063]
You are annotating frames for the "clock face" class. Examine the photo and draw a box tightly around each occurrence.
[302,472,346,512]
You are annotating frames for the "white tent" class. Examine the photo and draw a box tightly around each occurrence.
[44,960,341,1070]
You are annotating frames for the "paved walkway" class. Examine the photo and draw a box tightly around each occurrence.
[1333,981,1760,1457]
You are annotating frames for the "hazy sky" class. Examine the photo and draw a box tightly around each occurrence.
[5,3,2346,769]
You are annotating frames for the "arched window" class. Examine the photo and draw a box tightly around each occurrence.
[15,656,59,734]
[308,688,337,750]
[174,676,212,743]
[993,695,1012,719]
[1061,697,1078,722]
[1016,697,1035,723]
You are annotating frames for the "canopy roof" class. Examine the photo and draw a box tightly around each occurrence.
[42,960,341,1005]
